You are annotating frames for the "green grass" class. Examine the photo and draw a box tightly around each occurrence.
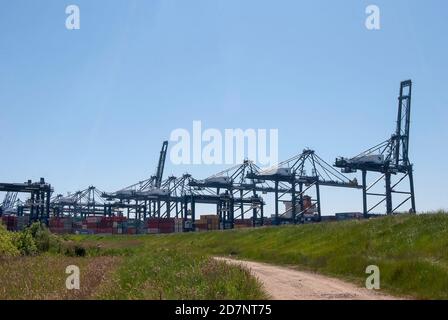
[3,213,448,299]
[76,234,266,299]
[0,231,267,300]
[73,212,448,299]
[95,246,267,300]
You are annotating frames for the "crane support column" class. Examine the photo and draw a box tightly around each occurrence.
[385,172,392,214]
[274,181,279,225]
[316,181,322,222]
[362,170,368,218]
[409,166,416,213]
[291,179,297,224]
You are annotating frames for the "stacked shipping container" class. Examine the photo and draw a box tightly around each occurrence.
[2,215,260,234]
[1,215,17,231]
[195,215,219,231]
[49,217,73,234]
[145,218,175,234]
[234,219,253,229]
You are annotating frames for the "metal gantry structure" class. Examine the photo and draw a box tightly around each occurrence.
[101,140,174,221]
[247,149,361,225]
[0,192,19,215]
[51,186,107,217]
[335,80,416,217]
[0,80,417,230]
[0,178,53,223]
[188,160,265,229]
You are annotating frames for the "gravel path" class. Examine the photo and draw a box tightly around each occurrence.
[215,257,400,300]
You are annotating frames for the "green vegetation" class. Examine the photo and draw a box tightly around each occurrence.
[0,255,118,299]
[0,224,20,256]
[96,246,266,300]
[115,212,445,299]
[0,223,266,300]
[2,213,448,300]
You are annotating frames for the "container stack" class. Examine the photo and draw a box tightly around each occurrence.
[1,215,18,231]
[195,220,207,231]
[96,216,113,234]
[174,218,192,233]
[174,218,185,233]
[234,219,253,229]
[159,218,175,233]
[195,215,220,231]
[145,218,175,234]
[49,217,73,234]
[112,217,127,235]
[126,219,139,235]
[72,217,84,233]
[86,216,102,233]
[63,217,73,233]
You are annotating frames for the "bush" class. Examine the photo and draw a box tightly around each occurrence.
[1,222,68,257]
[0,224,20,256]
[12,229,38,256]
[28,222,51,252]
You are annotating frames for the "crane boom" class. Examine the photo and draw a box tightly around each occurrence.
[155,141,168,189]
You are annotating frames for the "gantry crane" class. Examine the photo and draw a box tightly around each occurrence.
[0,192,18,215]
[0,178,53,224]
[335,80,416,217]
[247,149,360,225]
[51,186,106,217]
[101,140,169,219]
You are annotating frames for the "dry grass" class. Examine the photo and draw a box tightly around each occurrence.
[0,255,120,300]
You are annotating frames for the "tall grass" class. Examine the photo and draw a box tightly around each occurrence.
[0,255,118,300]
[0,228,267,299]
[116,213,448,299]
[95,244,267,300]
[4,213,448,299]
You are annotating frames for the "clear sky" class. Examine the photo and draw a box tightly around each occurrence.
[1,0,447,215]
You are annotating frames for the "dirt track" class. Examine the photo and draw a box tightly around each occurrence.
[216,257,400,300]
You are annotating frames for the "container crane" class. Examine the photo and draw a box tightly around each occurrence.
[335,80,416,217]
[1,192,18,215]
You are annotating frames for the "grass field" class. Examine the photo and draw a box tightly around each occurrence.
[1,213,448,299]
[0,230,266,300]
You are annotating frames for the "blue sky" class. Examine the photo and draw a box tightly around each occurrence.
[1,0,447,214]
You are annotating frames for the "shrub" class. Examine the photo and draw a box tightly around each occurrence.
[28,222,51,252]
[12,229,38,256]
[0,224,20,256]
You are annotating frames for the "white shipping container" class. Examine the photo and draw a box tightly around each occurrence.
[204,176,232,184]
[259,167,291,177]
[350,154,384,165]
